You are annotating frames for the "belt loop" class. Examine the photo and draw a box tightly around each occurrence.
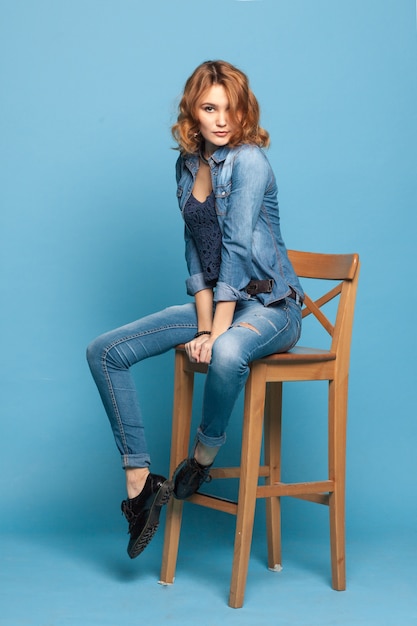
[294,291,303,306]
[289,288,303,306]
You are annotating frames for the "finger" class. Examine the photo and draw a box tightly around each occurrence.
[186,342,201,363]
[199,344,212,364]
[185,343,196,362]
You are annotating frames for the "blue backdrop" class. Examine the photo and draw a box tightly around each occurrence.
[1,0,416,541]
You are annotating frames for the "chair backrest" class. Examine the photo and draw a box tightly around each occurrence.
[288,250,360,364]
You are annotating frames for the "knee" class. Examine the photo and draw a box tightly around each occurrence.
[211,337,246,374]
[86,334,106,370]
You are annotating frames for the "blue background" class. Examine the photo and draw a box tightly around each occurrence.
[1,0,416,550]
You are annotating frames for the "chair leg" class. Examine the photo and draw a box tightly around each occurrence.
[328,377,347,591]
[167,351,195,475]
[160,497,184,584]
[160,350,194,585]
[264,381,283,571]
[229,364,267,609]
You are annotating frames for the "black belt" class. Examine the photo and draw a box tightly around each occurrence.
[245,279,273,295]
[245,280,302,304]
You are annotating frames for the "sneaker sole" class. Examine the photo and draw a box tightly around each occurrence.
[127,479,173,559]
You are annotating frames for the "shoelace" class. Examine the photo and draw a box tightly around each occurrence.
[191,460,212,484]
[121,500,137,532]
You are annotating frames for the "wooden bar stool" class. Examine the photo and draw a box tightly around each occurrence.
[160,250,360,608]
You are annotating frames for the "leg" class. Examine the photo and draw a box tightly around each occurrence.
[173,298,302,499]
[328,376,348,590]
[86,303,198,557]
[160,349,195,583]
[229,362,267,608]
[198,297,301,445]
[264,381,283,570]
[125,467,151,499]
[86,303,198,469]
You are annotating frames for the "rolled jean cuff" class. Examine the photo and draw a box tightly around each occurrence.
[196,427,227,448]
[121,453,151,470]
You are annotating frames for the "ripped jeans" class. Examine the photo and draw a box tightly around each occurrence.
[86,297,302,469]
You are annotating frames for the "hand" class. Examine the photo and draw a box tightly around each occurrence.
[185,335,214,364]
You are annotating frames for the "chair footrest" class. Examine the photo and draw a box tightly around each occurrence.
[189,492,238,515]
[257,480,334,500]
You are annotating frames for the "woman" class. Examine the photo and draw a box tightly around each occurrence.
[87,60,304,560]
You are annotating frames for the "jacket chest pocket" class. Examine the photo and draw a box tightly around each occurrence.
[214,181,231,216]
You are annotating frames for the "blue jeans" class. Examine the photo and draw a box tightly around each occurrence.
[86,297,302,469]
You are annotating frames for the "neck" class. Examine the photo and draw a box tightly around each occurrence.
[203,140,217,159]
[199,147,211,165]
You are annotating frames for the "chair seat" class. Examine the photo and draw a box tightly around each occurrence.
[176,344,336,369]
[258,346,336,364]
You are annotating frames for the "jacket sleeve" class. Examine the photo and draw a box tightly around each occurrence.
[215,146,270,302]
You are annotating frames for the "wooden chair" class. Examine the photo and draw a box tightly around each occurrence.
[159,250,360,608]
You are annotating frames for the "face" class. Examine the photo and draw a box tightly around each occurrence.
[196,84,236,155]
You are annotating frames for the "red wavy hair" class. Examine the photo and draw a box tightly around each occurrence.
[172,60,270,155]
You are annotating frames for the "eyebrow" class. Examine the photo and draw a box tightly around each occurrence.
[200,101,230,109]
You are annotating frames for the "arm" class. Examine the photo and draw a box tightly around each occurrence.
[215,146,271,301]
[185,288,213,364]
[210,301,236,341]
[195,288,214,333]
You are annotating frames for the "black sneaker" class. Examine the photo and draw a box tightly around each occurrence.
[121,473,173,559]
[172,457,212,500]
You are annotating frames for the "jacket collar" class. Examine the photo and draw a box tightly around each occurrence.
[184,145,231,170]
[210,145,230,163]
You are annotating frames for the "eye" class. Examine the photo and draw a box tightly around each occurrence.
[203,105,215,113]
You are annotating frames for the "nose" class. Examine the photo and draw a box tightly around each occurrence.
[216,110,227,127]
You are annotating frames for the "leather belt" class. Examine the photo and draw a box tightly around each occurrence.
[245,279,273,295]
[245,280,303,305]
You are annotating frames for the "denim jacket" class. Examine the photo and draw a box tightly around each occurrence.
[176,144,304,306]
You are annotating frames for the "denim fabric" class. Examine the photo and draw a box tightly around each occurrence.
[86,298,301,469]
[176,145,304,306]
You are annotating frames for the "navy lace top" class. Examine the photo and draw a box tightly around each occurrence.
[183,191,222,287]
